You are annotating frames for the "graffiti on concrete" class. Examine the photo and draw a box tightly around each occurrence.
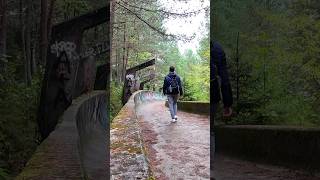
[122,59,156,104]
[80,41,109,58]
[50,41,77,59]
[38,5,109,141]
[126,74,134,85]
[126,74,140,91]
[83,56,96,93]
[54,51,73,108]
[51,40,109,60]
[125,74,134,98]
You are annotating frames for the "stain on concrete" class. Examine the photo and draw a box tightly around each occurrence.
[136,101,210,180]
[110,98,150,180]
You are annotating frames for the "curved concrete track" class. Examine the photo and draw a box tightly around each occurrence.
[136,101,210,179]
[112,90,320,179]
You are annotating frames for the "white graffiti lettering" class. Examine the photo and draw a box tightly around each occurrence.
[126,74,135,81]
[50,41,77,58]
[50,40,109,61]
[80,41,109,59]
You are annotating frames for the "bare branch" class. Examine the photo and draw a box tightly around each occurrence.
[118,0,208,18]
[116,1,196,42]
[116,1,174,38]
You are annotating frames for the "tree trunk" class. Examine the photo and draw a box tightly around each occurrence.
[31,45,37,75]
[116,48,122,83]
[40,0,48,66]
[47,0,56,43]
[20,0,28,84]
[0,0,7,75]
[31,3,38,75]
[121,23,127,82]
[25,0,32,85]
[110,0,116,82]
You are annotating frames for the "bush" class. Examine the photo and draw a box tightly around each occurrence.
[0,74,41,177]
[110,82,123,121]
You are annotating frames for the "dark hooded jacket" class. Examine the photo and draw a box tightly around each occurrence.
[163,71,183,96]
[211,41,233,107]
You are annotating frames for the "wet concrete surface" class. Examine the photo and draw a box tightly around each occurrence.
[213,154,320,180]
[136,101,210,180]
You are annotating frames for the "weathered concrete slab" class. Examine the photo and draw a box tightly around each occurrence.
[213,153,320,180]
[110,91,151,179]
[111,90,210,179]
[17,91,108,180]
[136,93,210,179]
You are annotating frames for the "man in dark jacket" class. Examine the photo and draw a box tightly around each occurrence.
[211,41,233,117]
[163,66,183,123]
[211,41,233,178]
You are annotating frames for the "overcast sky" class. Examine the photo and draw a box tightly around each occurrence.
[159,0,210,54]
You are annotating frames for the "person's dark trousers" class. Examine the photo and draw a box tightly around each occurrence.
[167,94,179,119]
[210,102,216,179]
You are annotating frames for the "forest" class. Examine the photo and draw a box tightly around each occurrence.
[0,0,209,178]
[110,0,210,119]
[213,0,320,126]
[0,0,108,178]
[1,0,319,178]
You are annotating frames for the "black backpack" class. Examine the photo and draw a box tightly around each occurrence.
[168,76,179,94]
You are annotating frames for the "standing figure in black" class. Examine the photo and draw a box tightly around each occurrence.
[212,42,233,116]
[211,41,233,178]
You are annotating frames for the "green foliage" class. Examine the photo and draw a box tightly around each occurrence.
[111,0,210,104]
[214,0,320,126]
[1,0,107,177]
[110,82,123,121]
[182,64,210,101]
[0,69,41,176]
[198,36,210,65]
[0,168,9,180]
[155,39,210,101]
[55,0,91,21]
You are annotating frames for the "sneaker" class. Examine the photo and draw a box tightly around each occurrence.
[171,119,177,123]
[174,115,178,120]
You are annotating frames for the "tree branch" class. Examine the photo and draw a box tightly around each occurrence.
[116,1,174,38]
[118,0,208,18]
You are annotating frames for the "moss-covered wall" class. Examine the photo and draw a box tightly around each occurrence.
[110,90,164,179]
[16,91,107,180]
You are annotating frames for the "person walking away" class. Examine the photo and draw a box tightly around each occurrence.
[163,66,183,123]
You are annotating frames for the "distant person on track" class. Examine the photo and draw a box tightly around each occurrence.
[163,66,183,123]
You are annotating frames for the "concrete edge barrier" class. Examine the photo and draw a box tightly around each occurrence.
[165,100,210,115]
[110,90,164,179]
[17,91,107,179]
[215,125,320,171]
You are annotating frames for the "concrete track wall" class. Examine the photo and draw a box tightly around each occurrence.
[17,91,108,180]
[110,90,165,179]
[165,101,210,115]
[215,125,320,171]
